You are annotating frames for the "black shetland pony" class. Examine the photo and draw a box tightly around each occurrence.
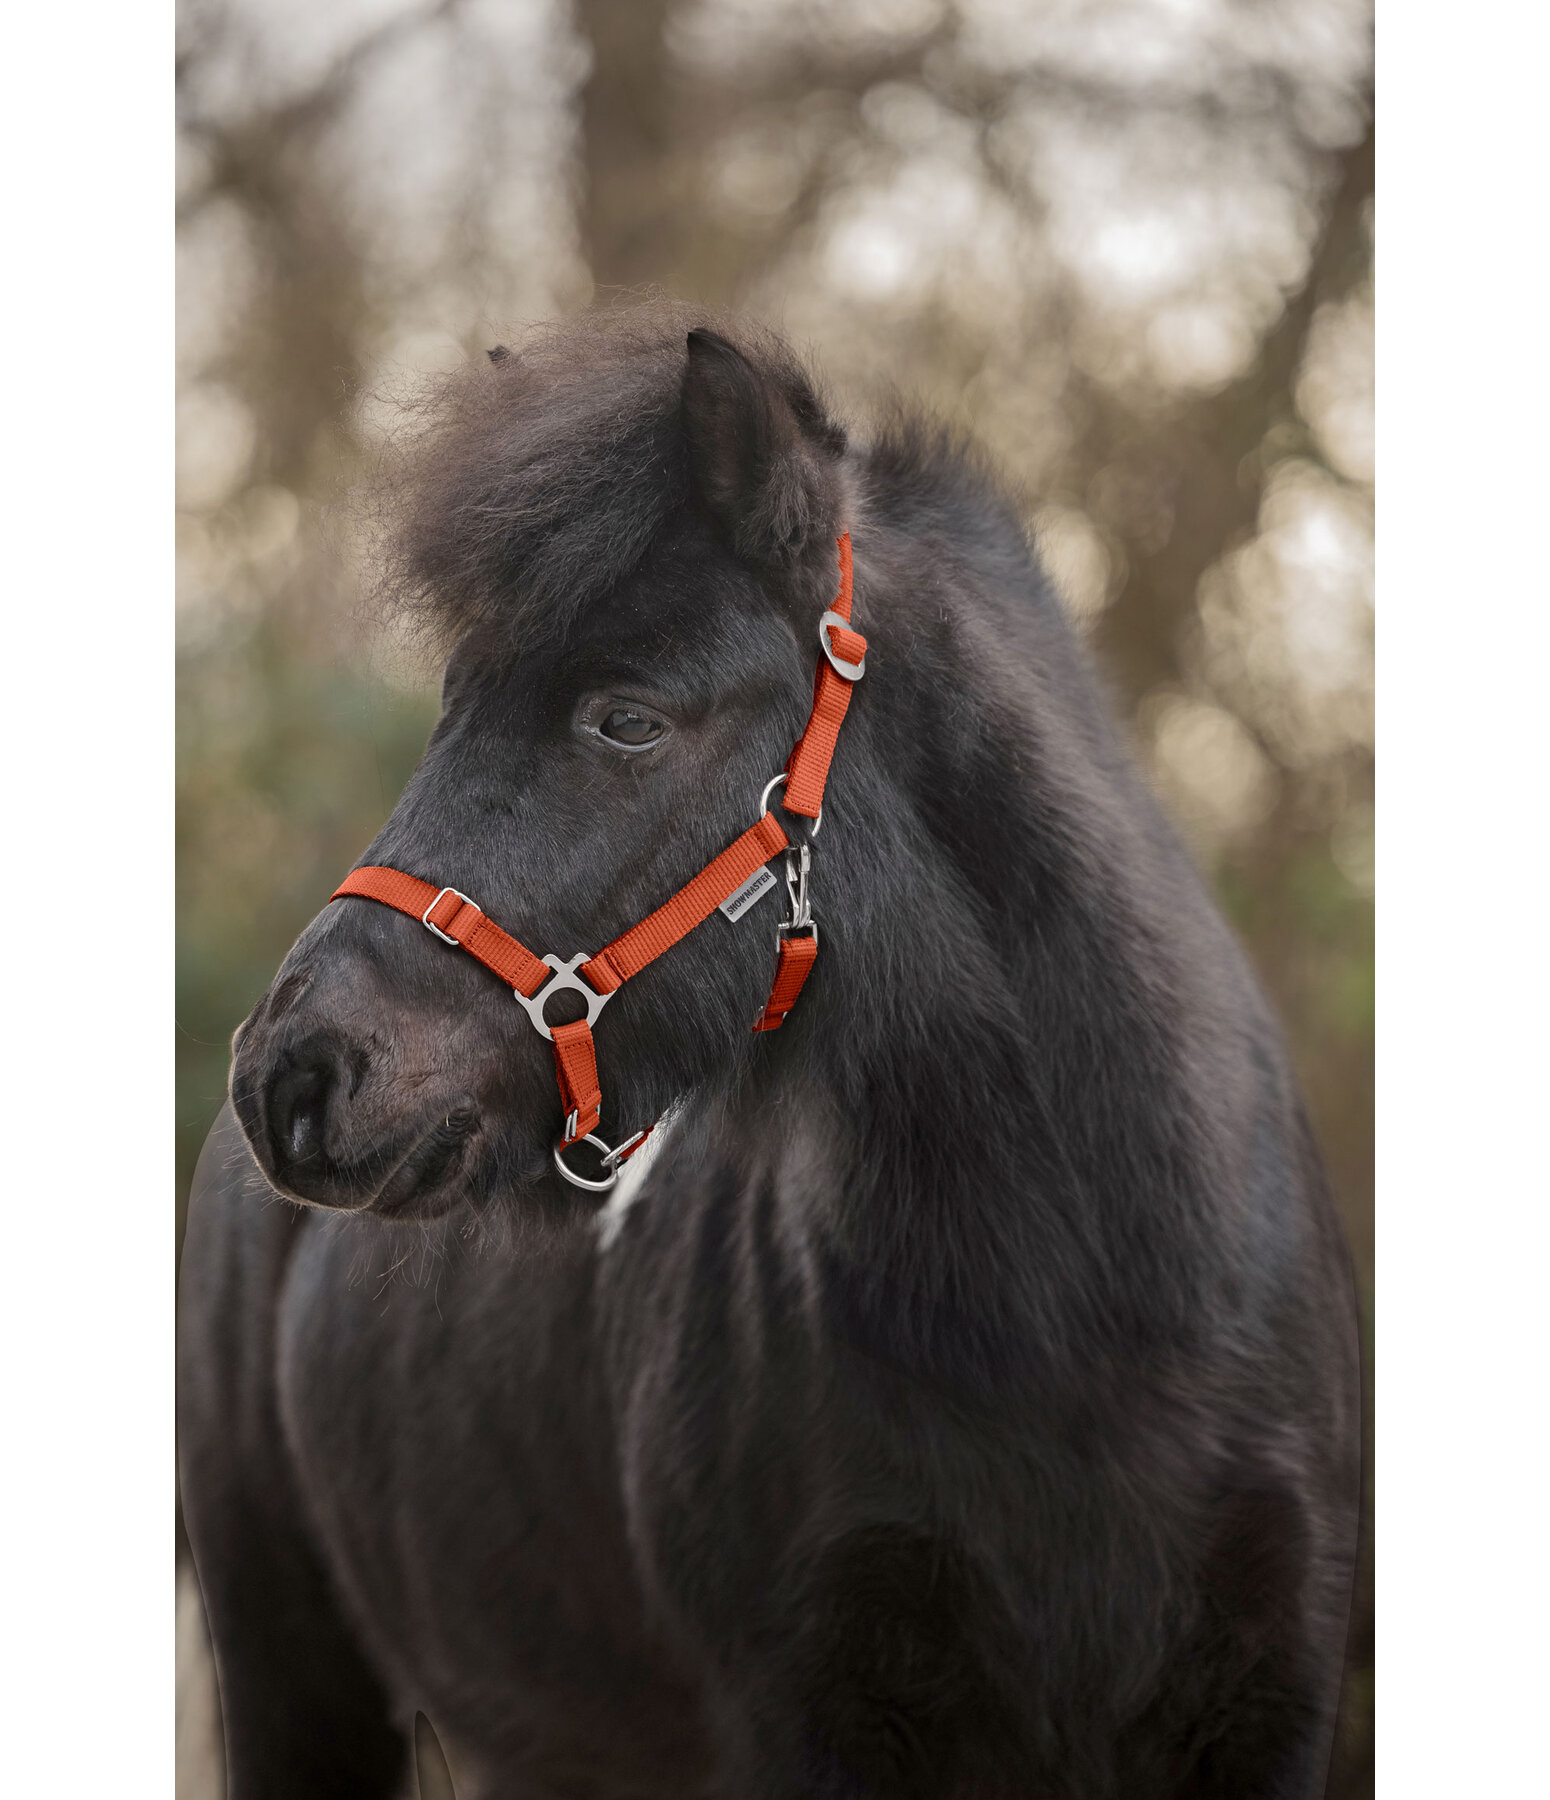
[179,309,1360,1799]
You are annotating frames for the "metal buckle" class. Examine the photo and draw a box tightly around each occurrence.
[758,770,822,839]
[513,952,613,1042]
[552,1128,649,1193]
[422,886,479,946]
[818,609,865,681]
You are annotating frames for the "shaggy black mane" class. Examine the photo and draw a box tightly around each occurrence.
[370,304,848,655]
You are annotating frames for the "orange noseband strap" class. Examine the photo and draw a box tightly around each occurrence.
[331,868,552,996]
[329,533,864,1181]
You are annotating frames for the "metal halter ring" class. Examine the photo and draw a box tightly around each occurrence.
[513,952,613,1042]
[758,771,822,839]
[552,1128,649,1193]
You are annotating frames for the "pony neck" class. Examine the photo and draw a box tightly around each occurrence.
[710,806,1223,1384]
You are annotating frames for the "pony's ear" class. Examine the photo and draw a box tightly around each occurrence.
[682,327,844,566]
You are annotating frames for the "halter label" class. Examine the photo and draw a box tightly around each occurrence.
[718,864,778,924]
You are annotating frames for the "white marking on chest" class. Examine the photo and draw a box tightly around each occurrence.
[594,1106,679,1252]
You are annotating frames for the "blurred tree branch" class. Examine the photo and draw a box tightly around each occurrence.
[178,0,463,221]
[177,0,463,491]
[576,0,677,290]
[1089,119,1374,708]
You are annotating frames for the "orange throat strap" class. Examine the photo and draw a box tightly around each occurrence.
[329,533,865,1192]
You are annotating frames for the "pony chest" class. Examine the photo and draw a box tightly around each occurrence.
[270,1221,718,1784]
[272,1222,633,1642]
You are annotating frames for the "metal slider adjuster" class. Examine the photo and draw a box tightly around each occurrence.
[818,609,866,681]
[552,1127,649,1193]
[513,952,614,1042]
[422,887,479,945]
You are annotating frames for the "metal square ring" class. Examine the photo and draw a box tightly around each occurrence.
[422,886,479,946]
[513,952,614,1041]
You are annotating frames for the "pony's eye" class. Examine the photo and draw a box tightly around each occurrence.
[598,707,665,748]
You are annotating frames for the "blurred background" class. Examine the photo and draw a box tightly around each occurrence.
[176,1,1373,1792]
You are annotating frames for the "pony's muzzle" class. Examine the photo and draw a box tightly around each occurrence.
[234,1011,481,1214]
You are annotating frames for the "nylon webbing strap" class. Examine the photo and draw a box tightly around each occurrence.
[784,534,862,818]
[752,932,819,1032]
[581,811,789,994]
[550,1020,602,1141]
[331,867,550,997]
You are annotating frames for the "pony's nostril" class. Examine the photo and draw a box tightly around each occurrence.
[289,1086,324,1161]
[268,1057,337,1169]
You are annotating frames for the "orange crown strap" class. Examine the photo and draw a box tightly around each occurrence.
[784,534,863,819]
[330,867,551,998]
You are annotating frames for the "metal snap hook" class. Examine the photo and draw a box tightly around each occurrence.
[782,842,813,933]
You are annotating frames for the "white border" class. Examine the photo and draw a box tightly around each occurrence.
[1382,1,1550,1789]
[3,3,1547,1792]
[1,3,170,1791]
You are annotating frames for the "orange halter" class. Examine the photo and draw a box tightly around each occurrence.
[330,535,865,1191]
